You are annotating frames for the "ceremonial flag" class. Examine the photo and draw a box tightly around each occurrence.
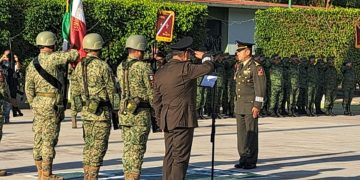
[62,0,87,59]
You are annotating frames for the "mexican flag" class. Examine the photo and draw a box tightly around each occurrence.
[62,0,87,60]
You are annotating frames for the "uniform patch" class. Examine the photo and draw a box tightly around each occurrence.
[257,67,264,76]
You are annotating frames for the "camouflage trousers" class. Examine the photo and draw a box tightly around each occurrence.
[342,86,354,110]
[122,125,150,174]
[2,101,11,123]
[290,86,299,109]
[325,88,337,110]
[270,85,283,111]
[307,84,317,111]
[32,108,61,161]
[83,120,111,167]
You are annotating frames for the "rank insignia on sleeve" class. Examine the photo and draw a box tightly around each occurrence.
[258,67,264,76]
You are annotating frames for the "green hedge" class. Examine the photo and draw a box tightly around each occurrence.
[21,0,207,67]
[255,8,360,81]
[0,0,10,47]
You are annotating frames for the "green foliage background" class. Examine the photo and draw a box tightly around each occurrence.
[255,8,360,81]
[0,0,10,47]
[0,0,207,69]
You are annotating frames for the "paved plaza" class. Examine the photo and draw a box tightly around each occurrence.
[1,103,360,179]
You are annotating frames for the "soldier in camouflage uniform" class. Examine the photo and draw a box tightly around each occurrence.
[72,33,116,179]
[117,35,153,180]
[25,31,79,180]
[341,61,356,116]
[315,58,326,114]
[222,54,236,117]
[280,57,291,115]
[297,57,308,115]
[324,57,337,116]
[269,54,283,117]
[306,56,317,116]
[288,55,300,116]
[68,66,78,128]
[257,55,271,116]
[0,52,11,176]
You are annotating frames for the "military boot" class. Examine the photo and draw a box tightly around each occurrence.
[35,160,42,180]
[289,108,297,117]
[197,108,205,119]
[325,108,331,116]
[88,166,100,180]
[329,108,336,116]
[71,115,78,129]
[16,107,23,116]
[83,165,89,180]
[0,169,6,176]
[41,161,63,180]
[126,173,140,180]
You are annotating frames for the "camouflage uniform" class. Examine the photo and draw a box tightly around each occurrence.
[261,57,271,115]
[68,66,78,128]
[297,58,308,114]
[269,59,283,117]
[289,58,300,116]
[117,57,153,177]
[324,59,337,115]
[280,58,291,115]
[222,56,236,117]
[72,54,115,170]
[341,63,356,115]
[315,59,326,114]
[0,65,10,141]
[307,59,318,116]
[25,49,78,179]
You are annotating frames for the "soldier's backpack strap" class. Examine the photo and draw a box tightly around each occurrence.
[33,57,62,90]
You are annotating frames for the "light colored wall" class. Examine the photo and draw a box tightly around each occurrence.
[208,7,228,51]
[226,8,256,55]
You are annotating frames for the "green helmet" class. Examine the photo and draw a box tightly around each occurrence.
[125,35,147,51]
[83,33,104,50]
[36,31,56,46]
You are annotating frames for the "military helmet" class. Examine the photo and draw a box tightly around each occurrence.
[36,31,56,46]
[125,35,147,51]
[83,33,104,50]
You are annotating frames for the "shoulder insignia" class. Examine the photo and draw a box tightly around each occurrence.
[254,61,261,66]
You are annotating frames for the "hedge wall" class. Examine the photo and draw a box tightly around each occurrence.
[21,0,207,67]
[255,8,360,81]
[0,0,10,47]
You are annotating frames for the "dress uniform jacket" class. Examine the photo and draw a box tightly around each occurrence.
[235,58,266,114]
[153,59,214,131]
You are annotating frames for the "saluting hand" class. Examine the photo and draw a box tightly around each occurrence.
[194,51,205,59]
[252,107,260,119]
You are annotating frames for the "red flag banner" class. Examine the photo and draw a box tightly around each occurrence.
[355,22,360,48]
[70,0,87,58]
[156,11,175,42]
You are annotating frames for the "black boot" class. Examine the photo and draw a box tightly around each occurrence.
[16,107,23,116]
[12,107,18,117]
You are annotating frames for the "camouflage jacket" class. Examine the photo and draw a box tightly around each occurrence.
[72,54,116,121]
[324,65,337,89]
[25,49,79,106]
[270,63,283,87]
[341,66,356,88]
[117,57,154,126]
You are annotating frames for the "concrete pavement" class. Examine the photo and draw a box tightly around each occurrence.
[1,105,360,179]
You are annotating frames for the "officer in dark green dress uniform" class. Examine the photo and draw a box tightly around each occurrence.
[233,41,266,169]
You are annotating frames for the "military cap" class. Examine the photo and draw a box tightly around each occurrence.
[235,40,254,52]
[170,37,193,51]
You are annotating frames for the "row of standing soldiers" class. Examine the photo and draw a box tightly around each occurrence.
[197,54,357,118]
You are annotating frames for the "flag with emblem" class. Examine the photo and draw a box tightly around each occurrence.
[62,0,87,60]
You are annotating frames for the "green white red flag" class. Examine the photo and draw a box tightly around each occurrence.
[62,0,87,59]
